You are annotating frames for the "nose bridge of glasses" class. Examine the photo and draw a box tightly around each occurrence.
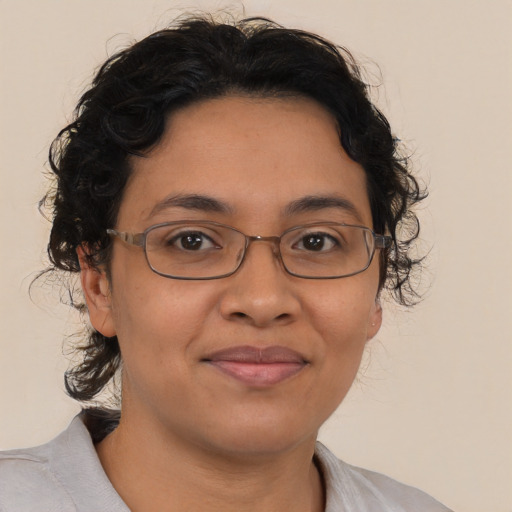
[244,234,282,259]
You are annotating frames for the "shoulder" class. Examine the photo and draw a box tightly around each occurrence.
[0,442,76,511]
[0,413,127,512]
[315,442,453,512]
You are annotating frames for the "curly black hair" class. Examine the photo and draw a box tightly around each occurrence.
[43,15,426,403]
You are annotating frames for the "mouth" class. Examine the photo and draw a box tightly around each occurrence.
[202,345,309,387]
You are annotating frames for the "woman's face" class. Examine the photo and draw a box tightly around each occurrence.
[84,96,382,457]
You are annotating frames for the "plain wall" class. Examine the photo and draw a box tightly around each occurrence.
[1,1,511,511]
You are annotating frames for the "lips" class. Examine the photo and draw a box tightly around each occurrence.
[203,345,308,387]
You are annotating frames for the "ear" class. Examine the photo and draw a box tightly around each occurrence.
[77,246,116,338]
[366,299,383,341]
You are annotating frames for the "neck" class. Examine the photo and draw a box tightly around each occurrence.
[94,410,325,512]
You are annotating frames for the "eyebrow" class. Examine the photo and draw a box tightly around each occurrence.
[148,193,234,218]
[147,193,362,222]
[284,195,363,221]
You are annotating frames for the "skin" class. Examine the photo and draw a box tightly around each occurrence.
[80,96,383,512]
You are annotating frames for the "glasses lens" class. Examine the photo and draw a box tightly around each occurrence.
[280,224,375,278]
[145,222,245,279]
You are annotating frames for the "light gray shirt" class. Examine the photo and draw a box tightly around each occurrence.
[0,415,452,511]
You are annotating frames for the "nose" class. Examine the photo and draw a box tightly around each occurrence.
[219,238,301,327]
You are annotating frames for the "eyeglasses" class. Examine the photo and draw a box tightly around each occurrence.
[107,221,391,280]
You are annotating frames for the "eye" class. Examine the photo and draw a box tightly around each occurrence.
[294,232,339,252]
[169,231,219,251]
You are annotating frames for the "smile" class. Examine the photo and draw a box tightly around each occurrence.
[203,345,309,387]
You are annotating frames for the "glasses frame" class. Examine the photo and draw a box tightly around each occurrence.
[107,220,392,280]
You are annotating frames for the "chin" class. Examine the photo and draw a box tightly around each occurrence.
[207,429,317,461]
[193,408,322,461]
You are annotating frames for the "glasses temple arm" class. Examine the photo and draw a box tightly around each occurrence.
[375,234,392,249]
[106,229,144,247]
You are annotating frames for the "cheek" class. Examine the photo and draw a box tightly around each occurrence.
[308,282,376,343]
[305,279,378,390]
[109,281,218,408]
[109,265,219,362]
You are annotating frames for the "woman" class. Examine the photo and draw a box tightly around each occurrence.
[0,15,452,511]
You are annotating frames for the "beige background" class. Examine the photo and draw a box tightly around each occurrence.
[1,1,511,510]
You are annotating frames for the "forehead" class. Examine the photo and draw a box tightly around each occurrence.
[119,96,372,229]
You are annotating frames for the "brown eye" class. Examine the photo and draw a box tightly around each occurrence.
[180,233,204,250]
[303,235,325,251]
[170,231,217,251]
[296,233,338,252]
